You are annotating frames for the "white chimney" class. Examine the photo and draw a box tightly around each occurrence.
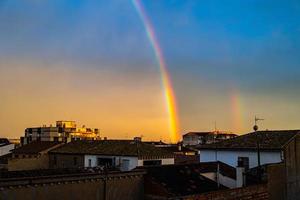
[236,167,245,188]
[236,157,247,188]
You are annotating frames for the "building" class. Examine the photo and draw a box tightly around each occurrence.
[49,138,174,171]
[21,121,100,145]
[197,130,300,169]
[0,168,145,200]
[8,138,20,148]
[0,167,269,200]
[182,131,237,146]
[142,162,240,199]
[0,153,12,170]
[0,138,15,156]
[157,144,199,164]
[265,131,300,200]
[8,141,63,171]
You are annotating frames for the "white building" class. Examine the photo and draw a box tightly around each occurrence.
[197,130,299,169]
[183,132,237,146]
[21,121,100,145]
[49,138,175,171]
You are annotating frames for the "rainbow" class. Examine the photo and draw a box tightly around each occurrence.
[132,0,180,143]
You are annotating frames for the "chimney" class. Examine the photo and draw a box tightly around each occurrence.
[236,158,246,188]
[134,137,142,143]
[178,144,182,151]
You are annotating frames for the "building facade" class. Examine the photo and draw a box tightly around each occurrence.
[49,139,174,171]
[183,131,237,146]
[0,169,145,200]
[197,130,299,169]
[21,121,100,145]
[8,141,63,171]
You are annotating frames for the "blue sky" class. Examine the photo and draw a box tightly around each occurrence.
[0,0,300,140]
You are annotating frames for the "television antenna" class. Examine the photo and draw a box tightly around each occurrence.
[253,116,264,131]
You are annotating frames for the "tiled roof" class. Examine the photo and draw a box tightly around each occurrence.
[184,132,237,137]
[50,140,174,159]
[142,162,229,196]
[158,145,197,153]
[144,141,167,146]
[0,138,10,147]
[184,132,212,137]
[140,161,236,179]
[196,130,300,150]
[13,141,61,154]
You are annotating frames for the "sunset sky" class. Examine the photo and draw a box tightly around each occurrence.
[1,0,300,142]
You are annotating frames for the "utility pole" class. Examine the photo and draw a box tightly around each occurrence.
[214,121,220,188]
[253,116,264,182]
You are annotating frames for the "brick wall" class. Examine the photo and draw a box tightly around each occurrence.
[146,184,269,200]
[0,171,145,200]
[195,184,269,200]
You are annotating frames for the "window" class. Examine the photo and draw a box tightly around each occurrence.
[53,137,59,142]
[88,159,92,167]
[237,157,249,170]
[97,158,113,167]
[143,160,162,166]
[121,159,130,171]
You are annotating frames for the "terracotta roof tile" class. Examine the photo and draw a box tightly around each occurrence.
[50,140,174,158]
[13,141,61,154]
[196,130,300,150]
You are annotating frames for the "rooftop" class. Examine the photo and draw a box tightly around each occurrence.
[0,138,10,147]
[196,130,300,151]
[184,132,212,137]
[141,162,229,197]
[144,141,167,146]
[13,141,62,154]
[140,161,236,179]
[158,145,197,153]
[184,131,237,137]
[50,140,174,159]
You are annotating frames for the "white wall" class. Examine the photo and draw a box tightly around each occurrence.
[183,135,200,146]
[201,172,236,189]
[219,174,236,188]
[84,155,138,171]
[137,158,175,166]
[200,150,282,168]
[84,155,174,171]
[0,144,14,156]
[84,155,97,167]
[162,158,175,165]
